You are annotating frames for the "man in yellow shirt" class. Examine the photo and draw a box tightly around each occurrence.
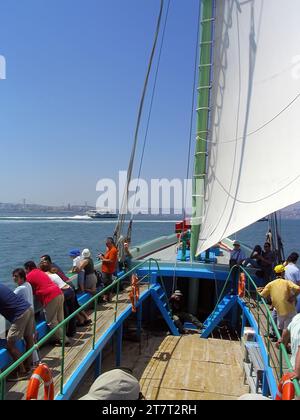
[259,265,300,332]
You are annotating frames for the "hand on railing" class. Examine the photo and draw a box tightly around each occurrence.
[289,373,299,383]
[275,339,283,350]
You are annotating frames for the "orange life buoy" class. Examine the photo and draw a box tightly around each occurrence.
[238,272,246,298]
[275,373,295,400]
[129,274,140,313]
[26,363,54,400]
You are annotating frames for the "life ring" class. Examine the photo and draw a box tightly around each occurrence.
[26,363,54,400]
[275,373,295,400]
[129,274,140,313]
[238,272,246,298]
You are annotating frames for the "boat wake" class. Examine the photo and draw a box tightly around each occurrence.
[0,215,92,221]
[0,216,179,223]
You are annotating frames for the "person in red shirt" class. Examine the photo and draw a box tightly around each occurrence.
[24,261,69,345]
[99,237,118,302]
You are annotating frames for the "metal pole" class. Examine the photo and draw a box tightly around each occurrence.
[0,378,5,401]
[267,316,270,366]
[115,325,123,367]
[279,347,283,378]
[257,293,260,336]
[92,299,97,350]
[137,304,143,355]
[60,323,66,396]
[94,351,102,379]
[114,280,120,323]
[230,267,239,328]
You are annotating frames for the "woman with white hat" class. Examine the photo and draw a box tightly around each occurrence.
[76,249,97,294]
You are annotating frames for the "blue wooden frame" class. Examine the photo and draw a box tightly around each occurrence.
[56,282,179,400]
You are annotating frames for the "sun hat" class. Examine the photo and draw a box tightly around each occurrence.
[274,264,286,274]
[82,249,91,258]
[69,249,81,257]
[79,369,140,400]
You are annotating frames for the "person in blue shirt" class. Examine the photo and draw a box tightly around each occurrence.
[0,283,35,381]
[229,241,246,268]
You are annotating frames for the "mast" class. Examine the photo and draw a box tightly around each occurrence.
[191,0,215,260]
[188,0,215,315]
[267,212,285,264]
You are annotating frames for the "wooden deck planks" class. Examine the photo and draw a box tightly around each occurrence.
[140,336,249,400]
[5,285,148,400]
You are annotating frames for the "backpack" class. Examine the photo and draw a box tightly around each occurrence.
[95,270,104,289]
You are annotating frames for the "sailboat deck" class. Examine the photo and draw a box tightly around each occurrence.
[139,335,249,400]
[4,284,148,400]
[72,334,249,400]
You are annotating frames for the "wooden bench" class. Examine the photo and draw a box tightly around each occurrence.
[244,342,265,393]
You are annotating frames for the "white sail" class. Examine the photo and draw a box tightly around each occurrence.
[196,0,300,255]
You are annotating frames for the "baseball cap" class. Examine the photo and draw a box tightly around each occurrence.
[69,249,81,257]
[174,290,183,296]
[233,240,240,246]
[274,264,286,274]
[79,369,140,400]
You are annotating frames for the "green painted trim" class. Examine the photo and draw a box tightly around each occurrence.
[210,265,300,398]
[191,0,214,259]
[0,257,163,399]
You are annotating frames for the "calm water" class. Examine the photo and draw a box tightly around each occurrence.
[0,212,299,288]
[0,213,179,288]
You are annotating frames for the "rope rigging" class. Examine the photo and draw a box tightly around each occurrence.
[113,0,165,246]
[267,212,285,264]
[128,0,171,243]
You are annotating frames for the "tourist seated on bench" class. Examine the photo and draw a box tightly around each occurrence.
[169,290,203,334]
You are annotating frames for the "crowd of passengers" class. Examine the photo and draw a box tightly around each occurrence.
[230,240,300,383]
[0,237,132,382]
[3,235,300,386]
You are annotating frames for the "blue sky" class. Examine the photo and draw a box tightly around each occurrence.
[0,0,199,206]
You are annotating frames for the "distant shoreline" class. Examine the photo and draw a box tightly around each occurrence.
[0,211,300,220]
